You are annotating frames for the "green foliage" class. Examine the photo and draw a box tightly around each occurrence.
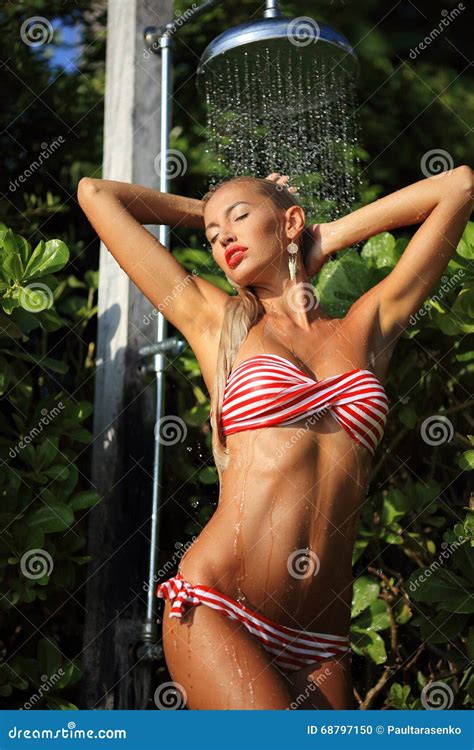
[0,225,99,708]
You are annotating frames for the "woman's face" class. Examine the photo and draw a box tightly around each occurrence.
[204,182,302,286]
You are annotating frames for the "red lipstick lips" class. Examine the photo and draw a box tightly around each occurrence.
[225,245,248,268]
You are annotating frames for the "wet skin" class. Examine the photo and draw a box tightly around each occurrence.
[162,297,394,709]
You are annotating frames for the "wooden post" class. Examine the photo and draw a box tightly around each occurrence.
[82,0,173,709]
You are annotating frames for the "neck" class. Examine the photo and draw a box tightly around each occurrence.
[252,268,323,330]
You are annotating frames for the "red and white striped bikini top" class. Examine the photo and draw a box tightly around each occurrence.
[213,353,389,456]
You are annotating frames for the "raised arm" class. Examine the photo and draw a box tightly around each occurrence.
[308,165,474,341]
[77,177,229,343]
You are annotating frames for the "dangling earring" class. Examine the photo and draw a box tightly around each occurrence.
[287,240,298,280]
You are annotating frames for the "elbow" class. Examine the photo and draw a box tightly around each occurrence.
[453,165,474,201]
[77,177,100,204]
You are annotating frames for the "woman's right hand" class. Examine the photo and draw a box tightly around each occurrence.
[264,172,299,194]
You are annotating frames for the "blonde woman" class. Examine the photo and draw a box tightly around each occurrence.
[78,166,473,710]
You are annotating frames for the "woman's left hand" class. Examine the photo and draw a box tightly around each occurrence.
[264,172,299,194]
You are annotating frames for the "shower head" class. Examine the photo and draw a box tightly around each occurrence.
[196,15,358,115]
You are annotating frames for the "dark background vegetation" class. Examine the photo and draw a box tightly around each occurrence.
[0,0,472,709]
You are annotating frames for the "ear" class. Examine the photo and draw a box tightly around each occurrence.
[285,204,306,237]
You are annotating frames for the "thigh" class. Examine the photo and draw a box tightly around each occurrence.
[161,599,294,710]
[283,653,355,710]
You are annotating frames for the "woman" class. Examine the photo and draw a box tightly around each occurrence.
[78,166,473,710]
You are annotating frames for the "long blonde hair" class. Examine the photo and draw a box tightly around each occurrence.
[202,176,314,478]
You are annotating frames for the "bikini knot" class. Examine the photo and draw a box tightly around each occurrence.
[156,575,201,618]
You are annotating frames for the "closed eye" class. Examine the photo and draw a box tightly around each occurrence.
[210,213,248,243]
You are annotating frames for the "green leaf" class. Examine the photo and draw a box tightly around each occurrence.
[381,489,410,525]
[416,610,469,644]
[353,598,390,631]
[316,250,383,317]
[29,502,74,532]
[351,576,380,617]
[69,491,100,511]
[408,567,473,610]
[459,450,474,470]
[361,231,400,269]
[350,627,387,664]
[37,638,62,680]
[197,466,218,485]
[23,239,69,281]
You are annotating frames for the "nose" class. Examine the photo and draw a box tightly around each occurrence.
[220,231,236,247]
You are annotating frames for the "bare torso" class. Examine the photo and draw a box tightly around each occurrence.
[178,293,393,638]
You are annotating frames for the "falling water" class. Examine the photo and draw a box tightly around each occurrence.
[201,44,361,222]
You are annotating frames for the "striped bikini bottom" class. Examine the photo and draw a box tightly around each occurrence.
[156,572,351,672]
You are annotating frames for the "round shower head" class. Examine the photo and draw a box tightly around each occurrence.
[196,15,358,113]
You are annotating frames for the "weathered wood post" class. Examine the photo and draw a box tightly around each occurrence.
[82,0,174,709]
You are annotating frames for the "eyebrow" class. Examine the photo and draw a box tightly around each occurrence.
[205,201,251,232]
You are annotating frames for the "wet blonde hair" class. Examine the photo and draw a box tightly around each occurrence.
[202,176,314,478]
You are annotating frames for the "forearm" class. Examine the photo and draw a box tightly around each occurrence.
[78,177,204,230]
[319,166,472,257]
